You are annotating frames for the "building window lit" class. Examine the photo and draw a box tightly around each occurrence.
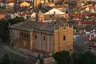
[63,36,66,41]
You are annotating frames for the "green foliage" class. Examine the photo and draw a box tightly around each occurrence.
[82,16,89,21]
[55,0,64,5]
[53,51,70,64]
[3,4,6,9]
[0,17,24,42]
[2,53,10,64]
[40,58,44,64]
[8,17,24,25]
[53,51,96,64]
[0,19,8,41]
[0,63,2,64]
[37,54,40,59]
[69,16,73,20]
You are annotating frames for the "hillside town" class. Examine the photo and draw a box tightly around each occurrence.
[0,0,96,64]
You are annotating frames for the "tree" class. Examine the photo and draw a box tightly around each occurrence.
[69,16,73,20]
[0,19,8,42]
[72,51,96,64]
[0,17,24,43]
[53,50,70,64]
[71,52,83,64]
[39,58,44,64]
[53,50,96,64]
[8,17,24,25]
[2,53,10,64]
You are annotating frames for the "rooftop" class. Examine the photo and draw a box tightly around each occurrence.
[9,18,72,33]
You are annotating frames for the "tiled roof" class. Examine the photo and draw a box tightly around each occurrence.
[44,8,65,15]
[0,14,5,19]
[8,19,55,33]
[9,18,71,33]
[9,19,37,31]
[79,21,96,24]
[0,10,8,14]
[19,12,33,16]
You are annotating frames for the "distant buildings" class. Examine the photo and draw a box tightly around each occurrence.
[34,0,57,6]
[0,10,8,19]
[37,8,68,22]
[0,14,5,19]
[9,19,73,53]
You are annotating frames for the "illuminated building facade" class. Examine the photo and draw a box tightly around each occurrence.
[9,19,73,53]
[34,0,56,6]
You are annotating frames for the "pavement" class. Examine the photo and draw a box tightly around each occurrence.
[35,57,56,64]
[3,45,28,58]
[12,48,56,64]
[44,57,56,64]
[17,48,39,57]
[74,35,89,52]
[0,42,37,64]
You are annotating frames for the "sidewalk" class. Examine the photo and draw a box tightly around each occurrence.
[0,43,37,64]
[18,48,38,57]
[35,57,56,64]
[44,57,55,64]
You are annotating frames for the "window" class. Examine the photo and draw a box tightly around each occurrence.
[21,33,23,38]
[35,35,37,39]
[20,32,29,39]
[44,36,45,41]
[63,36,66,41]
[24,34,26,38]
[26,34,29,38]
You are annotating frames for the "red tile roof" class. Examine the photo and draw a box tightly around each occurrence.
[80,21,96,24]
[0,14,5,19]
[20,12,33,16]
[0,0,14,3]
